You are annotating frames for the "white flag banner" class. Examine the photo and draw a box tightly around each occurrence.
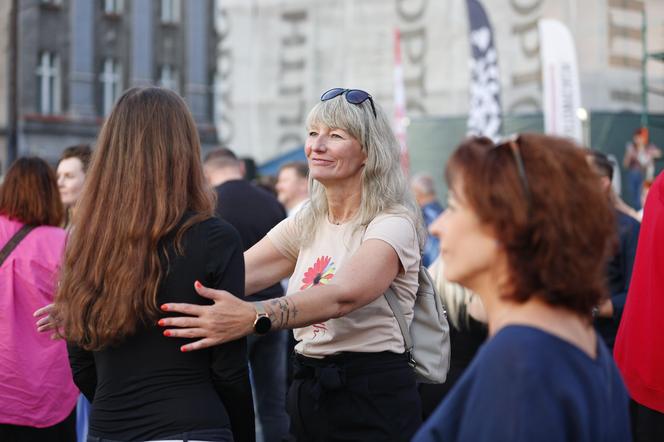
[539,19,582,143]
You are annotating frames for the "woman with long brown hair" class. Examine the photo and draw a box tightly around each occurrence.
[0,157,78,442]
[53,87,254,442]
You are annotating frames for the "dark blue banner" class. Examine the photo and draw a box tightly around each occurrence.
[466,0,502,140]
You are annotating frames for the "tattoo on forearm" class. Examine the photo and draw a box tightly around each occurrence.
[264,297,298,329]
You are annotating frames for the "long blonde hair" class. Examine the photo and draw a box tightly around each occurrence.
[56,87,215,350]
[296,93,426,249]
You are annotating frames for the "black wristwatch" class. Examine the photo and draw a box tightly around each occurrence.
[253,303,272,335]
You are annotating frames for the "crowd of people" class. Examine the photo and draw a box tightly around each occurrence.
[0,85,662,442]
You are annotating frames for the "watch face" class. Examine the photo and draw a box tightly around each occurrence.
[254,315,272,334]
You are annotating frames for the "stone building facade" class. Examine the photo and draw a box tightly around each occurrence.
[0,0,218,171]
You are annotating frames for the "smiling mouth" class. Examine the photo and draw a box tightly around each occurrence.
[311,158,333,165]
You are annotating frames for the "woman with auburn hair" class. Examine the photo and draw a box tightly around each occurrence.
[51,87,254,442]
[413,134,631,441]
[0,158,78,441]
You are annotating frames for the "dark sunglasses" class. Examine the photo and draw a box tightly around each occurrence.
[494,136,531,203]
[320,88,377,118]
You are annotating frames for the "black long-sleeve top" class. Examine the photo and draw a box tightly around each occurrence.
[214,180,286,301]
[68,217,255,442]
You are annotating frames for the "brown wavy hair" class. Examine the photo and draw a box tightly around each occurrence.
[56,87,215,350]
[445,134,615,316]
[0,157,63,226]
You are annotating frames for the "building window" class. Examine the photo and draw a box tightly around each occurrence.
[100,58,122,115]
[36,52,61,115]
[103,0,123,15]
[161,0,180,24]
[159,65,179,92]
[40,0,63,6]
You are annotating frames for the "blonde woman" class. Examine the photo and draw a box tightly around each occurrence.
[160,88,427,441]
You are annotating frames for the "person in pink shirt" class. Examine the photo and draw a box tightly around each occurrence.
[0,157,79,441]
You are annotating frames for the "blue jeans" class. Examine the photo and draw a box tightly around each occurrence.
[77,395,91,442]
[625,169,644,211]
[248,330,289,442]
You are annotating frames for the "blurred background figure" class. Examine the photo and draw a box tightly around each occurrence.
[254,174,279,197]
[623,128,661,211]
[410,173,445,267]
[203,148,289,442]
[56,143,93,441]
[242,157,259,182]
[414,134,630,441]
[0,157,78,442]
[614,171,664,441]
[56,145,92,229]
[638,179,654,220]
[418,253,487,420]
[276,161,309,217]
[586,150,640,351]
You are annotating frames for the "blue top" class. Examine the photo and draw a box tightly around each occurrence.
[413,325,631,442]
[421,200,444,267]
[595,210,640,349]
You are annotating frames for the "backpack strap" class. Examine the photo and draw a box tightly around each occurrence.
[384,274,418,371]
[0,224,36,267]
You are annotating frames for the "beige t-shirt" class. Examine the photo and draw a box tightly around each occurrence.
[267,213,420,357]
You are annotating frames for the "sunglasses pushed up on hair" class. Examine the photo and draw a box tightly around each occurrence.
[494,135,531,204]
[320,88,377,118]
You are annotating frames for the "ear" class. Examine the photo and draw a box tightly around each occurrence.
[600,176,612,194]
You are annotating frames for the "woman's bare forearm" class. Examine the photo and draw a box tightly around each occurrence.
[260,297,300,329]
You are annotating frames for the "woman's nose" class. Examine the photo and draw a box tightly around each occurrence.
[311,136,327,152]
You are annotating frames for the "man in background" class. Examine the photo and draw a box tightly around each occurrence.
[203,148,289,442]
[276,162,309,217]
[587,150,640,350]
[410,173,445,267]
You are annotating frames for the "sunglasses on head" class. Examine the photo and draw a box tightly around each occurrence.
[493,135,531,204]
[320,88,377,118]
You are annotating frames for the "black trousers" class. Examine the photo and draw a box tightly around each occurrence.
[287,351,422,442]
[0,407,76,442]
[631,400,664,442]
[86,428,233,442]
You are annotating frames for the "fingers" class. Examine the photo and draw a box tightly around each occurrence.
[158,316,202,329]
[179,337,217,352]
[37,321,58,333]
[193,280,228,301]
[161,327,207,339]
[160,302,205,316]
[36,315,53,327]
[34,303,55,317]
